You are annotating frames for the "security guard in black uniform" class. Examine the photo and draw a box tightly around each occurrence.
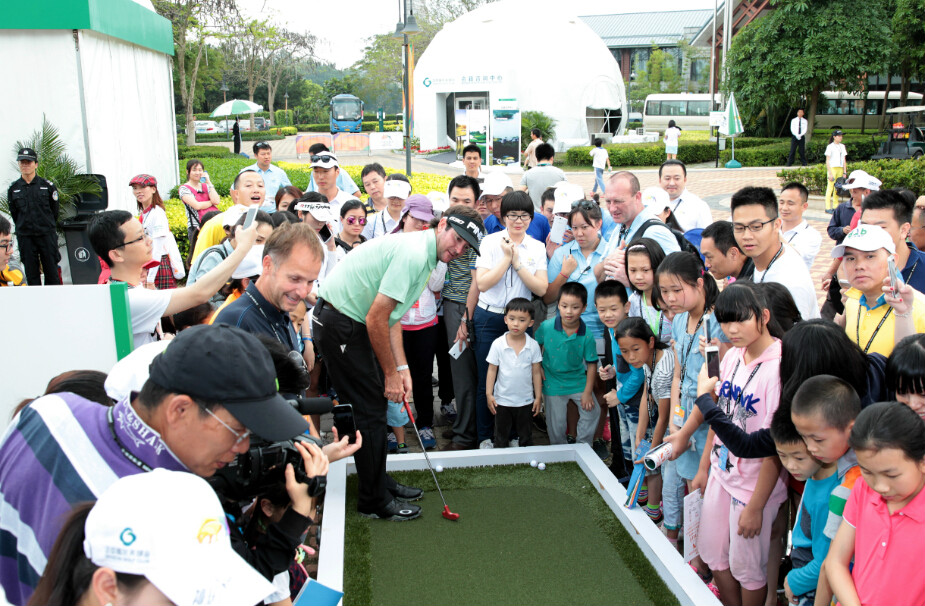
[7,147,61,285]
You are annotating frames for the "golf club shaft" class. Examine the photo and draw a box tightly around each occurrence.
[403,400,451,508]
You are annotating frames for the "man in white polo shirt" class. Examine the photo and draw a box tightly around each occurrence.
[731,186,820,319]
[658,160,712,232]
[778,181,822,270]
[311,151,358,232]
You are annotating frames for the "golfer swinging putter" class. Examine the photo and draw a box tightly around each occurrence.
[313,203,483,520]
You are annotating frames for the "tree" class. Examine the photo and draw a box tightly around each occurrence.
[726,0,891,141]
[222,18,275,130]
[892,0,925,106]
[293,80,327,124]
[153,0,237,145]
[628,45,683,113]
[264,28,316,118]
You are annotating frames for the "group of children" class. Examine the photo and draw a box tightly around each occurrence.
[484,235,925,605]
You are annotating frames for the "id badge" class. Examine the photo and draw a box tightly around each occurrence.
[718,445,729,471]
[672,403,686,427]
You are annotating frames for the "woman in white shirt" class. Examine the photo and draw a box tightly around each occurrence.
[131,174,184,289]
[473,191,548,447]
[824,130,847,213]
[362,176,410,240]
[663,120,681,160]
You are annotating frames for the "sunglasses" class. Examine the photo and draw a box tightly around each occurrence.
[345,216,367,225]
[571,199,596,210]
[311,155,336,163]
[254,142,271,150]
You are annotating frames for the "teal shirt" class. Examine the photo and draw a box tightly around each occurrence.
[547,236,609,339]
[535,316,598,396]
[319,230,437,325]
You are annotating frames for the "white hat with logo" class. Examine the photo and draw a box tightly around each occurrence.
[83,469,276,606]
[830,223,896,258]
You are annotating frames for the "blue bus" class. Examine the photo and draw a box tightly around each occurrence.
[329,94,364,133]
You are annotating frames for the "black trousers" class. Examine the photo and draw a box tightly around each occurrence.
[18,232,60,285]
[787,135,806,166]
[313,304,398,511]
[434,315,454,405]
[494,406,533,447]
[403,324,437,428]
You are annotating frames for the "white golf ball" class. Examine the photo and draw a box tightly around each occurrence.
[530,460,538,467]
[435,465,443,473]
[537,462,546,470]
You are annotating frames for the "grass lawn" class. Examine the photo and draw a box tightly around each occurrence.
[343,462,679,606]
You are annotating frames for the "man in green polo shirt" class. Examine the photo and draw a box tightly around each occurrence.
[313,202,483,520]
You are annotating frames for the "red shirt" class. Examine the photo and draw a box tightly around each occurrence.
[842,476,925,606]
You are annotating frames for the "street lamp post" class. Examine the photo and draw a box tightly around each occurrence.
[220,80,229,103]
[284,92,289,112]
[394,0,421,176]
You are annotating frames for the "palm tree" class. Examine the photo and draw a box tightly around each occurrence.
[0,116,101,225]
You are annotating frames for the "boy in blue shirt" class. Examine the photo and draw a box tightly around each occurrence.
[595,280,644,479]
[535,282,600,446]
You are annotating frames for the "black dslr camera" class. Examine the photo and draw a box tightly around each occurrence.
[208,397,333,503]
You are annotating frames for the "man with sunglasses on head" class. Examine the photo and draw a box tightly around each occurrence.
[311,151,359,232]
[0,324,326,606]
[731,186,820,319]
[241,141,292,212]
[313,204,484,520]
[88,209,261,349]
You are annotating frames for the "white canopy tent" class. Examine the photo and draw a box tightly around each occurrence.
[0,0,178,213]
[413,0,627,151]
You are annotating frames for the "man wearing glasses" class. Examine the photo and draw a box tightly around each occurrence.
[0,216,24,286]
[89,209,261,348]
[244,141,292,211]
[0,324,324,606]
[731,186,820,319]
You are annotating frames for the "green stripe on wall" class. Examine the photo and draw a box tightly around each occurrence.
[109,282,134,359]
[4,0,174,56]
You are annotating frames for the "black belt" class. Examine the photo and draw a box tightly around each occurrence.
[316,297,339,313]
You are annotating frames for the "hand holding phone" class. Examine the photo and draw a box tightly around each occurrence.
[319,224,333,243]
[242,206,259,229]
[888,256,902,295]
[332,404,357,444]
[705,345,720,379]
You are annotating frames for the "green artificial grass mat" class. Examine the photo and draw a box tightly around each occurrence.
[342,462,679,606]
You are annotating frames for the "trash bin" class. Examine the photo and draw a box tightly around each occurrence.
[63,219,102,284]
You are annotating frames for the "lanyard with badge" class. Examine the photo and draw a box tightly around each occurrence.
[856,302,892,354]
[716,359,763,472]
[672,312,706,427]
[757,244,784,283]
[245,289,295,350]
[644,350,659,430]
[641,293,664,339]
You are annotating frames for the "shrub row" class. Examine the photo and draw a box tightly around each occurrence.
[295,121,401,133]
[719,134,881,167]
[779,159,925,194]
[564,137,778,167]
[177,145,234,160]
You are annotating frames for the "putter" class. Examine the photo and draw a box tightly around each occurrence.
[402,399,460,521]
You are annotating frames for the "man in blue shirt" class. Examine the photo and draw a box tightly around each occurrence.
[240,141,292,211]
[594,171,680,286]
[860,189,925,295]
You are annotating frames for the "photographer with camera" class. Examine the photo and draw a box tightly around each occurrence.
[0,325,323,606]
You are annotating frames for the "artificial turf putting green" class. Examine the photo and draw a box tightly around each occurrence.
[343,462,679,606]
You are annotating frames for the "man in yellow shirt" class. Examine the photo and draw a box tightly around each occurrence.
[190,170,265,260]
[834,224,925,356]
[0,216,24,287]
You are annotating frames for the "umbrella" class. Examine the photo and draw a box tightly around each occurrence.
[210,99,264,117]
[721,93,744,168]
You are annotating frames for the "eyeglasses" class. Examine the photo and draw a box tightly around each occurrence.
[0,241,13,252]
[200,405,251,446]
[114,234,149,248]
[345,216,367,225]
[732,218,775,234]
[505,213,532,223]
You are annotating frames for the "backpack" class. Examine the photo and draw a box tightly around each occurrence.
[636,218,704,267]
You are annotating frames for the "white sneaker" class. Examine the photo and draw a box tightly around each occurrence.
[479,439,494,449]
[510,438,520,448]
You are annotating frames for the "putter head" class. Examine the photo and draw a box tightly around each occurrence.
[442,505,460,521]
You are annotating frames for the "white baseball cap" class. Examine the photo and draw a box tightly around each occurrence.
[831,223,896,258]
[222,206,247,227]
[843,170,882,191]
[232,244,264,279]
[553,183,584,214]
[427,190,450,215]
[641,187,671,212]
[294,201,334,222]
[83,469,276,606]
[480,171,513,197]
[383,179,412,200]
[105,341,169,402]
[310,151,338,169]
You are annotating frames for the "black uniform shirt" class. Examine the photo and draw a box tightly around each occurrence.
[7,176,58,235]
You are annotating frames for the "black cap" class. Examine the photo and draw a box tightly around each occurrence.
[832,129,844,136]
[17,148,37,162]
[147,324,310,441]
[445,213,482,255]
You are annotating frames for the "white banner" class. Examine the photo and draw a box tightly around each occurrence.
[368,132,403,151]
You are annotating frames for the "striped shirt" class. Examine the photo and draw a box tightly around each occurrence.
[441,247,477,304]
[823,449,861,539]
[0,395,187,605]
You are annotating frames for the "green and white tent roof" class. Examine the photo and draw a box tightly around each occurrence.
[3,0,174,55]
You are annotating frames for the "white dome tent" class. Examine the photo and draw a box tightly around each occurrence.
[413,0,627,152]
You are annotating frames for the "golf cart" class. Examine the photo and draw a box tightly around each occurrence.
[872,106,925,160]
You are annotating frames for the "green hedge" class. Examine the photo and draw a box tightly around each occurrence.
[194,132,285,142]
[274,109,294,127]
[564,137,778,168]
[179,111,273,123]
[178,145,234,159]
[295,121,401,133]
[719,135,881,167]
[779,159,925,194]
